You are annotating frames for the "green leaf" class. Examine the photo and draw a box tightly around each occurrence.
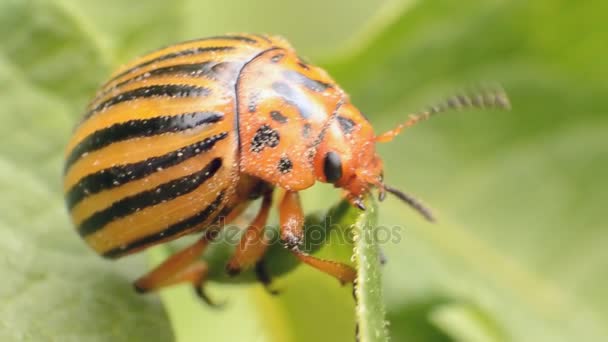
[429,301,505,342]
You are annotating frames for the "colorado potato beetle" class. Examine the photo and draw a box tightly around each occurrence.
[64,33,509,300]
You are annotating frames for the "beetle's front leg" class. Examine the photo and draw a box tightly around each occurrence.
[279,190,356,284]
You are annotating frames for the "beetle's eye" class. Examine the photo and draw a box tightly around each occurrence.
[323,151,343,183]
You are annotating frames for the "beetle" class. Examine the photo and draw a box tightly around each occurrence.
[63,33,509,302]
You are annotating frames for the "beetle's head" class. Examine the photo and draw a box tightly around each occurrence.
[312,101,385,210]
[313,87,510,221]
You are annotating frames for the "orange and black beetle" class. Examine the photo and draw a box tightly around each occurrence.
[63,34,509,300]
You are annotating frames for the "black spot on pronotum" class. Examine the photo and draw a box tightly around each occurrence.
[270,110,288,123]
[323,151,342,183]
[337,116,356,134]
[277,156,293,174]
[250,125,280,153]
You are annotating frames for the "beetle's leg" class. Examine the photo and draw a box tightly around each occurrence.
[254,259,281,295]
[279,190,357,284]
[225,190,273,275]
[133,231,221,306]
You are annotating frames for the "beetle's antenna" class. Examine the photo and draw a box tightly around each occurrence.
[384,185,435,222]
[375,85,510,143]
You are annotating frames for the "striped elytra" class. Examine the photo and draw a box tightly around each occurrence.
[64,33,509,297]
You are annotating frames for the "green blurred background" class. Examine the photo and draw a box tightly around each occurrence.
[1,0,607,341]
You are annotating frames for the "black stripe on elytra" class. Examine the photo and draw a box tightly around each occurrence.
[283,70,331,92]
[102,190,226,259]
[67,132,227,210]
[77,157,222,237]
[113,61,219,90]
[84,84,211,121]
[65,112,224,172]
[108,46,235,83]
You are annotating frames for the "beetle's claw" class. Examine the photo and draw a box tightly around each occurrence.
[225,264,242,277]
[349,196,366,210]
[133,282,148,294]
[264,285,282,296]
[255,260,282,296]
[194,286,226,308]
[355,200,366,211]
